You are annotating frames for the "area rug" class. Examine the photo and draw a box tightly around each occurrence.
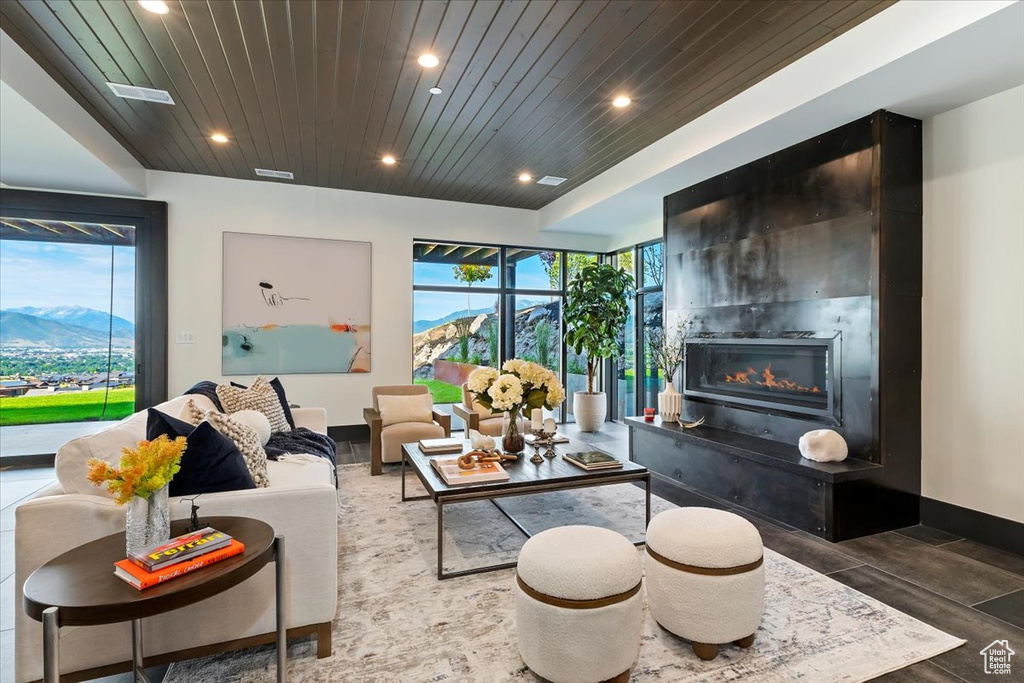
[165,463,964,682]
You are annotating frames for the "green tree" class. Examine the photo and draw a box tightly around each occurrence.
[617,250,634,276]
[540,252,597,289]
[564,263,635,394]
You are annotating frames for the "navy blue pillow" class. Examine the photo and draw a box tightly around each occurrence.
[230,377,295,429]
[146,409,256,497]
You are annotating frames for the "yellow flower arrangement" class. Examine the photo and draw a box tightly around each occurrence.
[87,435,187,505]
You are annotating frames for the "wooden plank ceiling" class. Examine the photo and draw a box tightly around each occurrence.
[0,0,893,210]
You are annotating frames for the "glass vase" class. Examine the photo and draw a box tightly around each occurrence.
[126,485,170,556]
[502,409,525,454]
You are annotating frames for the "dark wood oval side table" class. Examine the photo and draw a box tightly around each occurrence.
[22,516,287,683]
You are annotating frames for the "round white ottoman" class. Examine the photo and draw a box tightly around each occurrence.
[645,507,764,661]
[515,525,643,683]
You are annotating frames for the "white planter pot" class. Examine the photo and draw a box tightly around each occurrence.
[658,382,682,422]
[573,391,607,432]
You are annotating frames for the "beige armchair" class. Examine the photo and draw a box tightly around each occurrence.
[364,385,451,475]
[452,382,504,437]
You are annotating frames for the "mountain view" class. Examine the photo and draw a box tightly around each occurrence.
[0,238,138,427]
[1,307,135,347]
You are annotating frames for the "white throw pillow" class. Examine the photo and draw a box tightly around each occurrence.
[231,409,272,446]
[377,393,433,427]
[56,394,209,498]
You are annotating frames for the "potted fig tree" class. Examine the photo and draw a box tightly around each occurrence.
[564,262,635,431]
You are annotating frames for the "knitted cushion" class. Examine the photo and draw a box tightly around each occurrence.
[216,376,290,433]
[517,525,641,601]
[646,507,762,569]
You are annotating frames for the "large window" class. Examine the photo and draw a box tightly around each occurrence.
[611,239,664,421]
[0,219,136,427]
[413,241,599,422]
[413,239,661,425]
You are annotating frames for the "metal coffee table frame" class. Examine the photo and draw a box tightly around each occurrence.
[401,448,651,580]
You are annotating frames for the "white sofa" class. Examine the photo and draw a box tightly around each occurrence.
[14,394,338,682]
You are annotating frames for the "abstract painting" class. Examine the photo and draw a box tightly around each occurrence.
[222,232,371,374]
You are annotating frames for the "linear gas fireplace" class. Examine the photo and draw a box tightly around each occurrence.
[683,337,839,421]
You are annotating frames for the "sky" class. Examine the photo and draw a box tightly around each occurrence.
[0,240,136,322]
[413,254,555,321]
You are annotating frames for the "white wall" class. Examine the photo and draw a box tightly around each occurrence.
[922,85,1024,522]
[147,171,608,426]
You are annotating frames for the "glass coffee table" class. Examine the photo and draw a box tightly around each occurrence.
[401,440,651,580]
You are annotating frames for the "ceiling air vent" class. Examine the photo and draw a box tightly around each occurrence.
[106,82,174,105]
[254,168,294,180]
[536,176,567,186]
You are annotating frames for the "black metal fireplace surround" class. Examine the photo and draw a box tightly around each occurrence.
[629,111,923,542]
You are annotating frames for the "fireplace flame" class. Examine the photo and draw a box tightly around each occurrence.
[724,362,821,394]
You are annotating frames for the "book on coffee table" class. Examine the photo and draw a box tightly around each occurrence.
[418,437,464,455]
[431,458,510,486]
[129,527,232,572]
[563,451,623,471]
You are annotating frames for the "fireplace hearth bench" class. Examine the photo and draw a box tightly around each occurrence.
[628,417,885,542]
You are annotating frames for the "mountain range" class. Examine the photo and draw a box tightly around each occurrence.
[412,299,551,333]
[1,307,134,348]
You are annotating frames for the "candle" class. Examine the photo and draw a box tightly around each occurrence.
[644,407,655,422]
[531,408,543,431]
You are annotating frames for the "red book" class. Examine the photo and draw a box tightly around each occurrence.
[114,539,245,590]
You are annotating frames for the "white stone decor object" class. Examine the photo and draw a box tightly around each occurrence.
[469,429,495,450]
[798,429,848,462]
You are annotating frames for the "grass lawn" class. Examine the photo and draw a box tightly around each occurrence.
[414,379,462,405]
[0,388,136,427]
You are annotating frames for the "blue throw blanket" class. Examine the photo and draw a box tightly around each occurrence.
[183,381,337,469]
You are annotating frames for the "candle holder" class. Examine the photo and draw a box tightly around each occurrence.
[528,432,552,464]
[528,430,558,460]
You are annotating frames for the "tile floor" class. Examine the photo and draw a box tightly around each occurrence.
[1,421,1020,682]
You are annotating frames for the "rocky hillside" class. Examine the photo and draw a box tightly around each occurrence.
[413,302,560,379]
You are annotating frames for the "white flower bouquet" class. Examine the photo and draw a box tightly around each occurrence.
[467,359,565,452]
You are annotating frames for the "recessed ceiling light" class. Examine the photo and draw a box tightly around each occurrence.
[210,133,229,144]
[417,54,440,68]
[428,87,443,95]
[138,0,169,14]
[382,155,397,165]
[612,95,631,108]
[518,173,532,183]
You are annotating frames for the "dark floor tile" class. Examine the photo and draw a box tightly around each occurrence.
[896,525,964,546]
[649,477,727,510]
[943,539,1024,577]
[872,660,967,682]
[839,531,1024,605]
[759,528,863,576]
[830,565,1024,681]
[974,589,1024,629]
[334,440,353,455]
